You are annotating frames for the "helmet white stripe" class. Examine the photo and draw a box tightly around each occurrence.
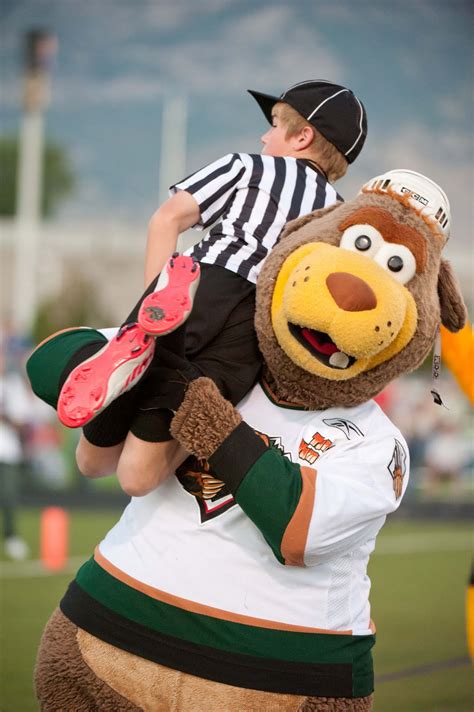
[360,169,451,242]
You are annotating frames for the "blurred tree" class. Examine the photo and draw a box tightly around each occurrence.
[0,135,76,218]
[31,268,111,344]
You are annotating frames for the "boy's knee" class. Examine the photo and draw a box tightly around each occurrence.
[116,459,161,497]
[75,447,105,479]
[116,440,179,497]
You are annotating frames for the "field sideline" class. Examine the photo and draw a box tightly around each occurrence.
[0,510,472,711]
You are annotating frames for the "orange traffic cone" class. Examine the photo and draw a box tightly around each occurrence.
[40,507,69,571]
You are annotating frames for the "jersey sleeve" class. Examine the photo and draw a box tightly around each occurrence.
[303,431,409,564]
[208,421,409,566]
[170,153,247,230]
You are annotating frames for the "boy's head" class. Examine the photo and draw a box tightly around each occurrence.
[248,80,367,182]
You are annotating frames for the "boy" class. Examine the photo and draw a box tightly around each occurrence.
[27,80,368,496]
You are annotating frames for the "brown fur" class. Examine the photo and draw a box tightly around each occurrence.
[437,259,467,331]
[172,189,466,451]
[338,206,427,271]
[278,203,343,243]
[298,696,373,711]
[36,608,368,712]
[361,184,444,238]
[254,191,466,409]
[170,377,242,459]
[35,608,142,711]
[78,627,308,712]
[41,184,464,712]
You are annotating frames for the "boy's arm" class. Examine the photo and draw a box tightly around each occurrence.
[144,190,200,286]
[147,153,245,285]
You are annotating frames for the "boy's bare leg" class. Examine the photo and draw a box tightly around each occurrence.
[116,433,188,497]
[76,435,125,479]
[76,431,187,497]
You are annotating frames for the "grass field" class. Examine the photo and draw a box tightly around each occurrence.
[0,509,472,711]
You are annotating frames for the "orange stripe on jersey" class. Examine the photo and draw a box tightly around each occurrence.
[94,546,352,635]
[281,466,317,567]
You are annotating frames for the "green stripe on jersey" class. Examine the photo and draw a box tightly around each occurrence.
[75,557,374,696]
[26,328,107,407]
[235,448,303,564]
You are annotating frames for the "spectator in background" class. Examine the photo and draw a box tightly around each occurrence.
[0,348,30,560]
[424,418,470,495]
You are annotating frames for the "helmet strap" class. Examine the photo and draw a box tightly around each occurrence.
[430,326,448,408]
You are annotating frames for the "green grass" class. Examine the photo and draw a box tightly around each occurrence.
[0,510,120,712]
[0,511,472,711]
[368,521,472,711]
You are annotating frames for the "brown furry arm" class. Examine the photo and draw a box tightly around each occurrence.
[171,378,270,497]
[170,377,242,461]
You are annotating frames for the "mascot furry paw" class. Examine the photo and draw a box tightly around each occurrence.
[33,170,466,711]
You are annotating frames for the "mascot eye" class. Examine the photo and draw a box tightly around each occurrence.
[355,235,371,251]
[388,256,403,272]
[340,224,383,256]
[374,244,417,284]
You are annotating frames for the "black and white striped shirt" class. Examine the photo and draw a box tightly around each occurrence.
[171,153,342,284]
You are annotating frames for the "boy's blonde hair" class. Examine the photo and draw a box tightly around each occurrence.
[275,102,348,183]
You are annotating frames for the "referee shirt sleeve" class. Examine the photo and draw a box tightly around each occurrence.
[170,153,246,229]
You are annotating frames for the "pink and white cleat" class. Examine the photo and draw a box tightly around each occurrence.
[57,324,155,428]
[138,254,200,336]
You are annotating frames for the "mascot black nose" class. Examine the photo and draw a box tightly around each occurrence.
[326,272,377,312]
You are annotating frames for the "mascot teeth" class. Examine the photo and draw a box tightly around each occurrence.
[329,352,350,369]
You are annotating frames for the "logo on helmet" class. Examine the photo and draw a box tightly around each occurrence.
[400,187,429,206]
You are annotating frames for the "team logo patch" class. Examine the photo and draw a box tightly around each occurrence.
[176,430,292,523]
[299,432,334,464]
[175,456,235,523]
[255,430,293,460]
[323,417,364,439]
[387,439,407,499]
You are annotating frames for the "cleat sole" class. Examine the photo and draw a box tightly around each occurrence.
[138,255,200,336]
[57,325,155,428]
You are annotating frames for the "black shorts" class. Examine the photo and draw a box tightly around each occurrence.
[116,264,261,443]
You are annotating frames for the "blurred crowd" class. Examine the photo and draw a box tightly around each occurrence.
[1,322,66,560]
[376,375,473,499]
[1,322,472,561]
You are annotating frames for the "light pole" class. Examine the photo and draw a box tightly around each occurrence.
[12,30,57,335]
[158,94,188,206]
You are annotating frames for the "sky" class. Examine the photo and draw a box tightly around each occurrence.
[0,0,473,260]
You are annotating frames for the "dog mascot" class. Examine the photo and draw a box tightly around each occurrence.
[31,170,466,711]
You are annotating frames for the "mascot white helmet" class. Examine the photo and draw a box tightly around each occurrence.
[361,169,451,242]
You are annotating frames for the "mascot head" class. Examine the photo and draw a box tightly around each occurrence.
[256,169,467,409]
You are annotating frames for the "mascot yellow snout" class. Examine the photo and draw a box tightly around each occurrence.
[272,242,417,380]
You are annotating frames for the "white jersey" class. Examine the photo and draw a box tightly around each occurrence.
[98,380,408,635]
[63,379,408,696]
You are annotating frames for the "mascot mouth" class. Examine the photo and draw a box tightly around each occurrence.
[288,323,356,370]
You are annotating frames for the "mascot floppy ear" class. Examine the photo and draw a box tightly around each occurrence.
[438,259,467,332]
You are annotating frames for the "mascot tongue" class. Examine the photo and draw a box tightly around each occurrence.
[301,328,339,355]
